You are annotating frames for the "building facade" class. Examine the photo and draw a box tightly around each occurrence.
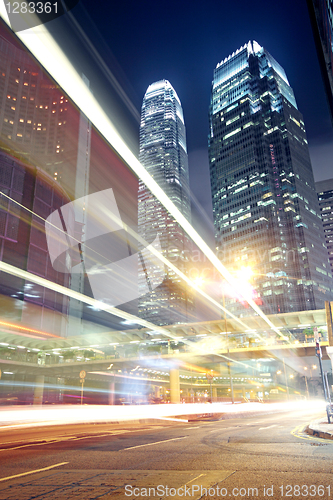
[316,178,333,275]
[0,33,80,196]
[307,0,333,126]
[0,23,139,336]
[138,80,193,325]
[0,150,71,334]
[209,41,333,315]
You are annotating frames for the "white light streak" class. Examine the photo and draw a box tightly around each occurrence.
[0,13,284,339]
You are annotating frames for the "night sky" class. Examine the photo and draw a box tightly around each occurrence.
[73,0,333,226]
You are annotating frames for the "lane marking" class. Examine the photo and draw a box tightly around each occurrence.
[186,427,201,430]
[0,430,132,452]
[291,424,330,443]
[122,436,187,451]
[258,425,277,430]
[0,424,178,452]
[0,462,68,483]
[184,473,206,486]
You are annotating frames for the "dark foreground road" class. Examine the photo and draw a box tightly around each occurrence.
[0,407,331,499]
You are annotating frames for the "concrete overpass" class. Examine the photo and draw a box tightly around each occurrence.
[1,304,333,404]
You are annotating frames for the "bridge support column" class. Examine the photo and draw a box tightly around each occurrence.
[326,301,333,346]
[108,379,115,405]
[170,369,180,404]
[326,346,333,374]
[33,375,44,405]
[212,387,217,402]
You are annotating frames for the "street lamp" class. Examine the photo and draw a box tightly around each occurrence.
[235,266,254,283]
[193,276,205,288]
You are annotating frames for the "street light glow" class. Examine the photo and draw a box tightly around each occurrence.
[236,266,254,282]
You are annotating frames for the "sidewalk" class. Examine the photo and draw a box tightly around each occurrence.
[306,418,333,439]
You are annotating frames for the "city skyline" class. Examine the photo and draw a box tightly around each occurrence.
[75,0,333,230]
[0,0,333,424]
[0,5,330,324]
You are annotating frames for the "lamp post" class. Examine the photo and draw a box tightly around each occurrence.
[206,370,214,403]
[314,327,328,400]
[282,359,290,400]
[304,367,310,399]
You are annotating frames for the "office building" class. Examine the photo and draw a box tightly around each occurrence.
[0,149,71,333]
[138,79,193,325]
[307,0,333,126]
[316,178,333,275]
[0,33,80,196]
[209,41,333,315]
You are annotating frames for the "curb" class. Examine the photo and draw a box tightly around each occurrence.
[305,420,333,440]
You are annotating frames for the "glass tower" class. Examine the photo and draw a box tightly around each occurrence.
[316,178,333,275]
[209,41,333,315]
[307,0,333,127]
[138,80,193,325]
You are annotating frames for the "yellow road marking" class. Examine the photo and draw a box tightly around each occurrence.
[0,462,68,483]
[185,473,206,485]
[291,424,329,443]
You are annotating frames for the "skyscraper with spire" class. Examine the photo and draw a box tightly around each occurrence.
[138,79,193,325]
[209,41,333,315]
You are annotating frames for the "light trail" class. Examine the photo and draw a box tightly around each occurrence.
[0,400,325,428]
[0,8,285,340]
[0,188,261,340]
[0,320,61,339]
[0,261,188,344]
[0,259,263,373]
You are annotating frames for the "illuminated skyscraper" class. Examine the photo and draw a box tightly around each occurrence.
[307,0,333,126]
[138,80,193,325]
[209,41,333,315]
[316,178,333,275]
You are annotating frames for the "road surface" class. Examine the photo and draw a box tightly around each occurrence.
[0,406,331,499]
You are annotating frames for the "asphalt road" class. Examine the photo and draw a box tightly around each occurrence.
[0,407,331,499]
